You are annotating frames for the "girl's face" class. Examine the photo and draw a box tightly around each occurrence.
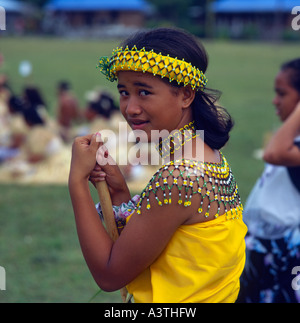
[273,69,300,122]
[117,71,193,142]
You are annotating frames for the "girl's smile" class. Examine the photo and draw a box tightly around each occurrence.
[127,118,150,131]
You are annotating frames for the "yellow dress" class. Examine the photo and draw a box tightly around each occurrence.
[127,207,246,303]
[125,154,247,303]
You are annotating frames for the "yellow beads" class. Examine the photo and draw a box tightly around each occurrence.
[98,46,208,91]
[135,152,242,220]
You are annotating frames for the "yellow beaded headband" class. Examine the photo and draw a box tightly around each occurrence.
[97,45,208,91]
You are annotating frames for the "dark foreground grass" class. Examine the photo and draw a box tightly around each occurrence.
[0,183,120,303]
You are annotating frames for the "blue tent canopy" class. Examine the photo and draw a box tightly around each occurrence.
[213,0,300,13]
[45,0,149,12]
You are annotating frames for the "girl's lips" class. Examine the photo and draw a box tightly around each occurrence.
[275,107,281,116]
[130,120,150,130]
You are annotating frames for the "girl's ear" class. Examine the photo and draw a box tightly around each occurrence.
[181,86,196,109]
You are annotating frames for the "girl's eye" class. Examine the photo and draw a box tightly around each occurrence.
[140,90,151,96]
[277,90,286,97]
[119,90,128,97]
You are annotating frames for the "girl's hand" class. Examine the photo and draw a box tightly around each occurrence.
[89,148,131,204]
[69,133,101,182]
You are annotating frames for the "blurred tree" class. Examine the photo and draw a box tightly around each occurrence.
[18,0,48,8]
[148,0,192,24]
[147,0,209,36]
[205,0,215,38]
[149,0,206,23]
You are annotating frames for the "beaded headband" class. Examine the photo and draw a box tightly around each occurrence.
[97,46,208,91]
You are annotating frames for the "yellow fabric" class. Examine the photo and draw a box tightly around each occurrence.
[126,207,247,303]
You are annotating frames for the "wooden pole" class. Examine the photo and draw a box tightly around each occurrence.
[95,181,129,303]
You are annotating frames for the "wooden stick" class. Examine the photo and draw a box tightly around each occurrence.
[95,180,128,303]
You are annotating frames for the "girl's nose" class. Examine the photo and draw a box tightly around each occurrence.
[125,96,142,116]
[272,95,279,106]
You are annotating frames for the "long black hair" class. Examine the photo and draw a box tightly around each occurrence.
[121,27,233,150]
[281,58,300,94]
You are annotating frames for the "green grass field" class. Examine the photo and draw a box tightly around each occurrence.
[0,36,299,302]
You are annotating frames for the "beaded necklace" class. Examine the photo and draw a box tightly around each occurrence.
[155,121,200,159]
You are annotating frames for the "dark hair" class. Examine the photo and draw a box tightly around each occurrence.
[89,92,118,118]
[281,58,300,94]
[8,95,24,113]
[22,107,45,126]
[24,86,46,109]
[122,27,233,150]
[58,81,71,91]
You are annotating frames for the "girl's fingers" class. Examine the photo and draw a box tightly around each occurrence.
[89,175,106,188]
[89,170,107,186]
[90,170,106,177]
[89,176,106,183]
[94,164,102,171]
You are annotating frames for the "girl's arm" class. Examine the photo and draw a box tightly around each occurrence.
[68,134,193,291]
[263,102,300,166]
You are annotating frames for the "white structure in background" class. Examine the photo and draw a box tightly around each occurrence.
[0,266,5,291]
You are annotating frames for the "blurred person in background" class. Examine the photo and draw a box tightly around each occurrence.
[0,95,27,162]
[0,75,13,157]
[0,103,70,184]
[56,81,80,143]
[83,89,120,134]
[22,106,60,164]
[0,74,11,108]
[23,86,46,110]
[239,58,300,303]
[23,85,53,126]
[0,74,12,138]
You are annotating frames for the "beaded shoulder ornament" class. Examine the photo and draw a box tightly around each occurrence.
[135,153,243,220]
[98,46,208,91]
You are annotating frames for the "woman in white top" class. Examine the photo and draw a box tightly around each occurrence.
[239,58,300,303]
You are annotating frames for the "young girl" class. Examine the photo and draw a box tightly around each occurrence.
[239,59,300,303]
[69,28,247,303]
